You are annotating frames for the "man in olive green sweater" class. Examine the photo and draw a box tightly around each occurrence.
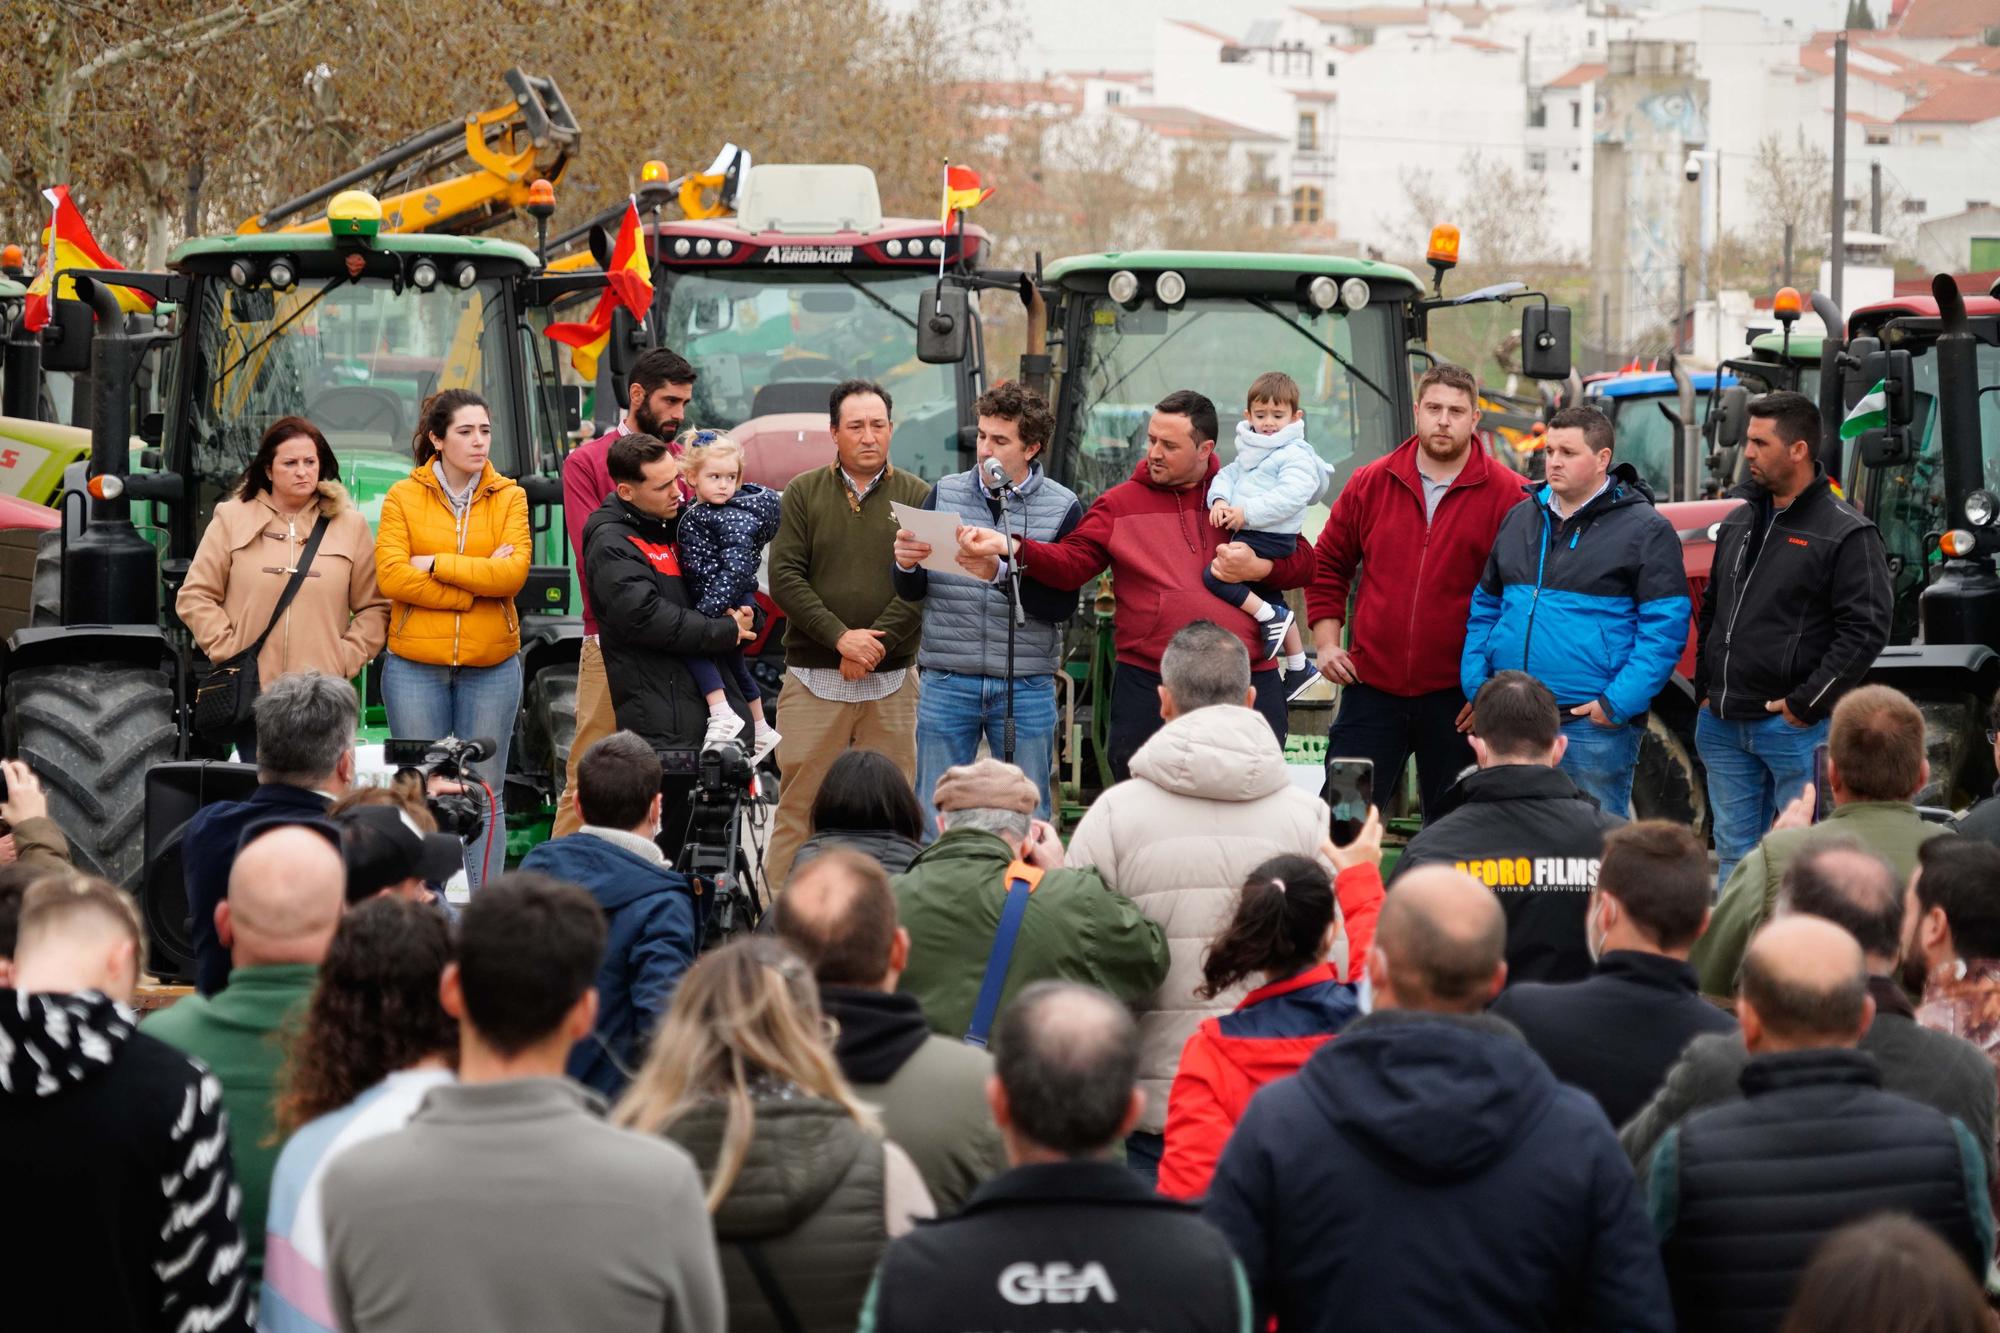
[766,378,931,889]
[1691,685,1948,996]
[147,823,345,1281]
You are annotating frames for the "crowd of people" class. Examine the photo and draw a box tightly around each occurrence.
[8,347,2000,1333]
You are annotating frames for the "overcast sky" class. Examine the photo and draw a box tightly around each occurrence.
[889,0,1239,75]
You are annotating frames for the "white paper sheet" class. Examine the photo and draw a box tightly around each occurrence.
[890,500,981,577]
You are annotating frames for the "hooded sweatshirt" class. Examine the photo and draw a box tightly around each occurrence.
[0,989,251,1333]
[1066,703,1336,1133]
[1017,454,1315,673]
[1202,1010,1672,1332]
[518,829,699,1099]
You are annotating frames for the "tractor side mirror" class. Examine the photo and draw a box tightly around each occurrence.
[1857,348,1916,428]
[1520,305,1571,380]
[1857,427,1912,467]
[1712,385,1749,453]
[39,297,95,373]
[917,285,971,364]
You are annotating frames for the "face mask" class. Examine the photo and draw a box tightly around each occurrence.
[1354,972,1374,1015]
[1585,901,1608,965]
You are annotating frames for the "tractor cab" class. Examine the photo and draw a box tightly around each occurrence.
[1584,369,1739,501]
[2,186,605,924]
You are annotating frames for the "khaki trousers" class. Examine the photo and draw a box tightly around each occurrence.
[552,638,616,838]
[764,670,919,890]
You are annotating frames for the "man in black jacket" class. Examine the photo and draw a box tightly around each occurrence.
[1622,837,1997,1173]
[1390,670,1623,983]
[1648,915,1992,1332]
[860,981,1250,1333]
[581,432,754,852]
[3,877,251,1333]
[1694,389,1893,887]
[1950,685,2000,845]
[1203,867,1671,1332]
[1491,820,1736,1125]
[180,671,354,994]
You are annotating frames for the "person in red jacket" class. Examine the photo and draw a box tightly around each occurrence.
[554,348,696,838]
[1306,364,1519,819]
[1157,809,1386,1200]
[957,389,1315,779]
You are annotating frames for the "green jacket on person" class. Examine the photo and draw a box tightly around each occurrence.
[890,827,1170,1040]
[1690,801,1947,997]
[145,961,319,1280]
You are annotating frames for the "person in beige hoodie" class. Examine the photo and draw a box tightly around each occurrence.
[177,416,389,761]
[1066,620,1334,1183]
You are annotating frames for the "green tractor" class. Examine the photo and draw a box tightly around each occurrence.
[980,246,1574,809]
[2,191,606,950]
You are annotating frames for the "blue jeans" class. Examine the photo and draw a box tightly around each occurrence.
[382,653,524,893]
[1696,707,1828,889]
[916,670,1058,836]
[1560,716,1644,819]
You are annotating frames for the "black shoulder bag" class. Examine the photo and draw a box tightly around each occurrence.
[192,514,330,740]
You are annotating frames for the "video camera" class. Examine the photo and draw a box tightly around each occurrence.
[670,739,766,944]
[383,736,495,843]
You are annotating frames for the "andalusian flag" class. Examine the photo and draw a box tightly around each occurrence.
[545,199,653,379]
[939,164,993,229]
[23,186,155,332]
[1840,380,1889,439]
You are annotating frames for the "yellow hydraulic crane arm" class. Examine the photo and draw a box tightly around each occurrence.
[238,68,579,238]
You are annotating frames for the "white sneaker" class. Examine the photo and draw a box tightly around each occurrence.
[750,724,782,766]
[703,710,745,750]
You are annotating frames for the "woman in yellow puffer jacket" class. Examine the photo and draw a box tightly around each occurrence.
[376,388,530,891]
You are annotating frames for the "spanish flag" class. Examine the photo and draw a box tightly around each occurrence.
[23,186,155,332]
[939,164,994,230]
[546,199,653,380]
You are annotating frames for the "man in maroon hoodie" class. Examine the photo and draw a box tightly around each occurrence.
[554,347,696,837]
[958,389,1314,779]
[1306,364,1517,819]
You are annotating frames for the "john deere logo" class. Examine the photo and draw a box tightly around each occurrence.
[544,587,561,603]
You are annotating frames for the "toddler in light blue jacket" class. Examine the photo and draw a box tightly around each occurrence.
[1205,371,1335,671]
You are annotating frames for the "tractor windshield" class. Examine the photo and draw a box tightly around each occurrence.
[659,269,963,484]
[176,275,523,517]
[1057,295,1401,531]
[1602,393,1682,499]
[1850,339,2000,641]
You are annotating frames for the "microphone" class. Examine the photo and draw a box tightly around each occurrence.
[981,456,1013,495]
[461,737,500,763]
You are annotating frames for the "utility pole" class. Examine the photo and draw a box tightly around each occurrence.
[1783,222,1795,288]
[1870,159,1882,233]
[1677,264,1688,355]
[1831,31,1848,308]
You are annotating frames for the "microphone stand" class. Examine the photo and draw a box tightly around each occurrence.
[990,470,1027,765]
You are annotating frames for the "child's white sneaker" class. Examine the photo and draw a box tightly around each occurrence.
[702,709,746,750]
[750,723,782,766]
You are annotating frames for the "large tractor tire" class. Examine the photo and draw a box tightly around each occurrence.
[522,664,579,804]
[29,530,60,628]
[1631,710,1707,838]
[6,663,176,886]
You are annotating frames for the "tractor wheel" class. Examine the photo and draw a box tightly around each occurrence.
[5,663,176,886]
[29,531,60,627]
[1632,711,1707,838]
[523,664,579,803]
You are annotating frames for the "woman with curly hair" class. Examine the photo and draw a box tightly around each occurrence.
[260,897,456,1333]
[614,937,933,1333]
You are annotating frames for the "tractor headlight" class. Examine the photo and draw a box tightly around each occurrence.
[1106,269,1140,304]
[1968,490,1997,527]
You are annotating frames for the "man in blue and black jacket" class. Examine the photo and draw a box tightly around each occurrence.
[1462,404,1689,818]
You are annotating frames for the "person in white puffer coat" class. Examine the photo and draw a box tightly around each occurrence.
[1064,619,1338,1184]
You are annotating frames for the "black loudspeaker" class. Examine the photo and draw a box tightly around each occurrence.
[138,762,259,983]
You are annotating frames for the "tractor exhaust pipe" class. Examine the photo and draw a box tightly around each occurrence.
[60,277,158,628]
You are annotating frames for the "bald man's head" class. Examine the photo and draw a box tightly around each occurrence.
[769,850,900,988]
[1372,867,1507,1012]
[1739,916,1873,1052]
[220,826,345,967]
[1776,838,1904,965]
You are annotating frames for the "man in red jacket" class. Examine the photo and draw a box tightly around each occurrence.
[1306,364,1517,819]
[554,348,696,837]
[958,389,1314,779]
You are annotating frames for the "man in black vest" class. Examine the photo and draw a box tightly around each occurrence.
[1389,670,1623,983]
[1648,916,1992,1332]
[858,981,1249,1333]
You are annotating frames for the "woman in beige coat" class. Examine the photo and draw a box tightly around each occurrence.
[176,416,389,761]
